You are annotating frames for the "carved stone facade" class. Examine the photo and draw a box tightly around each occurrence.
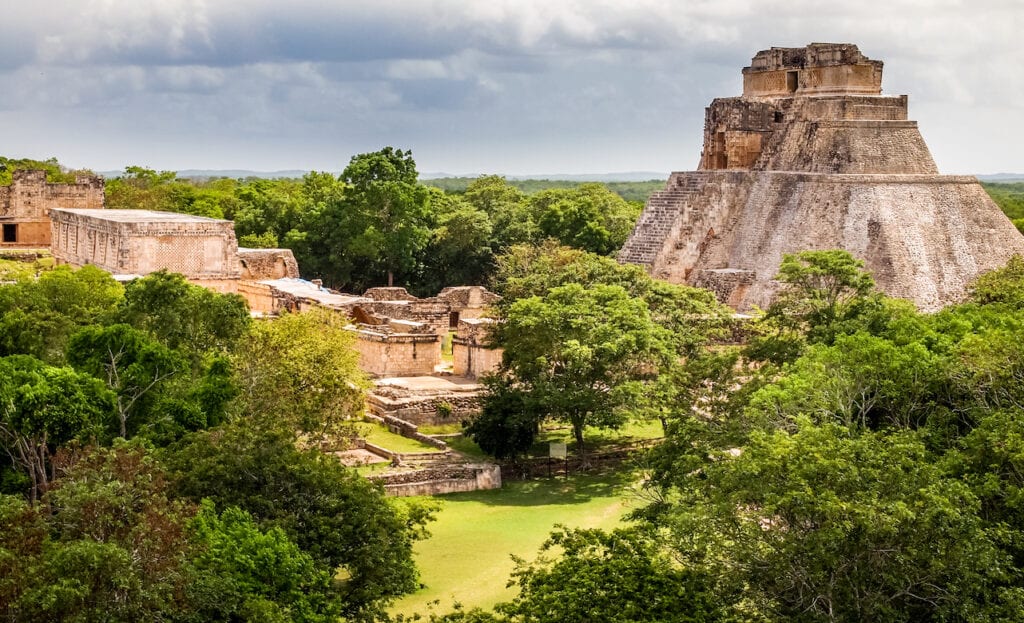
[49,209,241,292]
[619,43,1024,312]
[0,170,104,248]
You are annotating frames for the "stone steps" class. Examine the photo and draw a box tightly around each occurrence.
[618,172,712,266]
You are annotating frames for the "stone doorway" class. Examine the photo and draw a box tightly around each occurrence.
[786,70,798,93]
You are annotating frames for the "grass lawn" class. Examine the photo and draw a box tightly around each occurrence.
[358,423,442,454]
[417,423,463,435]
[389,469,639,618]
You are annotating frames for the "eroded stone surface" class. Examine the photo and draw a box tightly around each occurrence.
[0,170,104,248]
[619,43,1024,312]
[50,208,241,291]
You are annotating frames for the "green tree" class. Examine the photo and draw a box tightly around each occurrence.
[529,184,641,256]
[0,356,114,501]
[185,500,341,623]
[969,253,1024,308]
[746,332,943,431]
[342,147,431,287]
[493,242,730,357]
[118,271,251,357]
[67,324,185,439]
[0,156,85,185]
[166,423,433,622]
[658,422,1011,622]
[489,283,673,462]
[463,375,542,461]
[0,265,123,364]
[232,308,366,439]
[496,528,728,623]
[416,189,495,293]
[3,442,194,621]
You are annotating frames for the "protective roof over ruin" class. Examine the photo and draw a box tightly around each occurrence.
[258,277,370,308]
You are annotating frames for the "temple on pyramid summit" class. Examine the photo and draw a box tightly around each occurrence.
[619,43,1024,311]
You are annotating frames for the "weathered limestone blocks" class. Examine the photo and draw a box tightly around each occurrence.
[620,43,1024,312]
[351,328,440,377]
[360,285,499,338]
[452,318,503,379]
[50,209,241,290]
[371,464,501,497]
[1,170,104,248]
[742,43,883,98]
[367,376,483,425]
[237,247,299,279]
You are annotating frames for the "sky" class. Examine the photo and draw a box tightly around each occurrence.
[1,0,1021,176]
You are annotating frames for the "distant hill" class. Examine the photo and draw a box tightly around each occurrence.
[977,173,1024,182]
[99,169,670,182]
[421,177,665,202]
[422,171,669,182]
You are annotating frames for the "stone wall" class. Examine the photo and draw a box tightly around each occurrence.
[371,464,502,497]
[366,386,481,426]
[0,170,104,248]
[359,286,500,337]
[700,95,935,174]
[50,209,241,283]
[351,329,440,377]
[742,43,883,98]
[452,318,503,379]
[619,42,1024,312]
[238,248,299,279]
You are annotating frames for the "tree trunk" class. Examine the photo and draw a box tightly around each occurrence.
[388,270,394,287]
[573,419,588,469]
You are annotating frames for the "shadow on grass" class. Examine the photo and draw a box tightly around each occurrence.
[436,466,637,508]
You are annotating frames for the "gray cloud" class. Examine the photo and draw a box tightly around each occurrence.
[0,0,1020,174]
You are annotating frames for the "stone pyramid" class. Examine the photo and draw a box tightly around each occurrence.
[619,43,1024,311]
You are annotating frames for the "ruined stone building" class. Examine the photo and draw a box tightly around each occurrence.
[11,166,501,382]
[619,43,1024,311]
[0,170,104,248]
[50,209,243,292]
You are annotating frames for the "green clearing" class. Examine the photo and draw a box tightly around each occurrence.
[358,422,442,454]
[418,423,463,435]
[390,469,639,618]
[529,418,664,457]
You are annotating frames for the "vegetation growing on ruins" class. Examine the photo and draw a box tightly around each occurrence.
[94,152,643,295]
[6,153,1024,621]
[0,156,90,185]
[419,251,1024,622]
[0,267,431,622]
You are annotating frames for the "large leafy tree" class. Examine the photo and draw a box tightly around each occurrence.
[0,442,346,622]
[118,270,251,357]
[0,356,114,501]
[166,422,433,622]
[657,422,1012,622]
[232,308,366,439]
[415,189,495,294]
[495,527,727,623]
[300,148,432,290]
[67,324,185,439]
[185,501,341,623]
[529,184,641,256]
[493,242,730,356]
[0,265,123,364]
[485,283,674,462]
